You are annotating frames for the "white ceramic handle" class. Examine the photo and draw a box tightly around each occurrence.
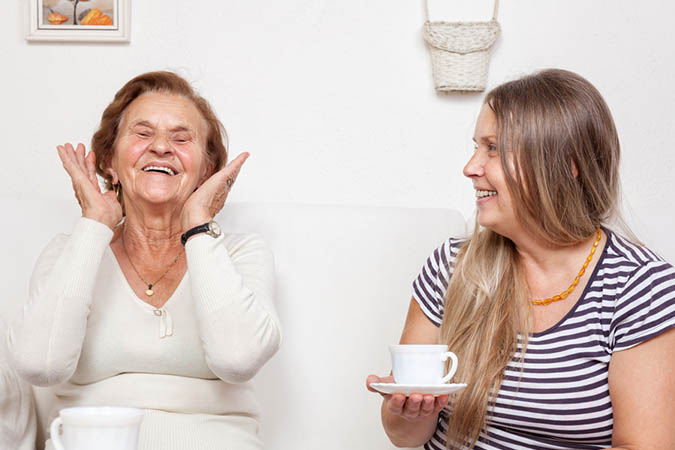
[440,351,458,383]
[50,417,66,450]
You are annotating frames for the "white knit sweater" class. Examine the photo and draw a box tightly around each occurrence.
[7,217,281,450]
[0,319,36,450]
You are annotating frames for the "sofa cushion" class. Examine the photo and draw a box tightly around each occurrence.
[1,196,466,450]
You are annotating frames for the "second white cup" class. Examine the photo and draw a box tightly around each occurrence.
[390,344,459,385]
[49,406,144,450]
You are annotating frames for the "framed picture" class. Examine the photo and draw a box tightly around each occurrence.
[27,0,130,42]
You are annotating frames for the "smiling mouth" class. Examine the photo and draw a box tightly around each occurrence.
[476,189,497,199]
[142,166,176,176]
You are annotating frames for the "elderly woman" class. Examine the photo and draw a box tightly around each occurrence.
[367,69,675,449]
[8,71,281,449]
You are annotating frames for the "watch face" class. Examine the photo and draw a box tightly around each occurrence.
[209,221,221,237]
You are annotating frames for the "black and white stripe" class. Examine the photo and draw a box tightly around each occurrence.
[412,229,675,449]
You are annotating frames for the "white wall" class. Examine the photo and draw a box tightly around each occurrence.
[2,0,674,260]
[1,0,674,442]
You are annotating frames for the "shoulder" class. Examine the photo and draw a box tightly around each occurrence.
[420,237,466,280]
[35,218,113,268]
[39,233,70,257]
[30,233,71,282]
[412,237,467,327]
[602,229,674,291]
[600,229,675,351]
[604,229,667,268]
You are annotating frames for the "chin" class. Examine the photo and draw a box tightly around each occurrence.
[476,213,494,229]
[138,190,178,205]
[476,216,501,235]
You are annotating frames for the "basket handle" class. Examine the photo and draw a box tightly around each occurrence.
[424,0,499,22]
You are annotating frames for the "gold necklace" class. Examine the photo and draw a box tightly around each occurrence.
[121,233,184,297]
[532,227,602,306]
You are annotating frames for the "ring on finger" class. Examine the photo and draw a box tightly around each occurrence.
[226,178,234,188]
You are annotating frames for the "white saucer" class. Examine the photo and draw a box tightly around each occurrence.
[370,383,467,396]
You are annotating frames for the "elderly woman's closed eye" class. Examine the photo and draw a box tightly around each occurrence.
[7,71,281,450]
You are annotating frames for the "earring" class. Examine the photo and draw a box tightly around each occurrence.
[113,182,121,198]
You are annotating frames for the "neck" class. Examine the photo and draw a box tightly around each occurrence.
[513,230,599,270]
[510,228,604,300]
[109,202,187,301]
[119,201,184,252]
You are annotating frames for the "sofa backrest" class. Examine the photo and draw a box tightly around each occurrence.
[0,195,467,450]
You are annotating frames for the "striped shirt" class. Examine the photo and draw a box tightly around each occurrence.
[412,228,675,450]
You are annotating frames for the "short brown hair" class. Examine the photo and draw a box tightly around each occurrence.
[92,71,228,198]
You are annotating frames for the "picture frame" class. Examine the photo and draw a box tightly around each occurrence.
[27,0,130,42]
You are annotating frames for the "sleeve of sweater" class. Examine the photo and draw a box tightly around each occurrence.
[185,232,282,383]
[0,319,36,450]
[7,218,114,386]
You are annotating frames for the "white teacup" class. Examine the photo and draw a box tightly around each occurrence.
[390,344,459,385]
[49,406,144,450]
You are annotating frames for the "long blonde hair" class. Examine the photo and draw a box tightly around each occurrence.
[440,69,622,448]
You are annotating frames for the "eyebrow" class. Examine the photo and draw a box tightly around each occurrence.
[472,135,497,143]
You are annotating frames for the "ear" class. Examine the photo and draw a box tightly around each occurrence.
[199,162,215,185]
[104,152,119,184]
[107,166,119,185]
[571,160,579,178]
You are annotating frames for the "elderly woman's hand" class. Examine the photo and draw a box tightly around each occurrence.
[57,143,123,230]
[180,152,249,231]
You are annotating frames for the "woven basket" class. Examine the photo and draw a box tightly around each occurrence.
[423,0,501,92]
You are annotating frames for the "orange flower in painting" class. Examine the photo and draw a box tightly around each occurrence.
[80,8,101,24]
[47,12,68,25]
[80,8,113,26]
[94,14,113,25]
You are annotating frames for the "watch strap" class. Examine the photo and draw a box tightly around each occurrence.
[181,223,211,246]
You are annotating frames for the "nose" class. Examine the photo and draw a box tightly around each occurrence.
[149,133,173,156]
[463,148,485,179]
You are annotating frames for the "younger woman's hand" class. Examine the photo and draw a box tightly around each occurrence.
[180,152,249,231]
[366,374,449,422]
[57,143,122,230]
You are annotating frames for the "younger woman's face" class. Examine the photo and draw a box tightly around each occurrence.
[463,104,520,238]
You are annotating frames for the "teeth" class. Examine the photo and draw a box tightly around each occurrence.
[143,166,175,176]
[476,189,497,198]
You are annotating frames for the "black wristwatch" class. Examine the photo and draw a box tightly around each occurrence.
[181,220,222,246]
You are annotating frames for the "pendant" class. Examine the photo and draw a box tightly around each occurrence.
[146,284,154,296]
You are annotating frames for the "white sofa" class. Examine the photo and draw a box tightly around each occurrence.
[0,194,467,450]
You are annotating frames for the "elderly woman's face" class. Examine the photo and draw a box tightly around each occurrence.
[109,92,210,211]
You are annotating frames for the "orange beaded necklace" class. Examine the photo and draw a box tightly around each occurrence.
[531,228,602,306]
